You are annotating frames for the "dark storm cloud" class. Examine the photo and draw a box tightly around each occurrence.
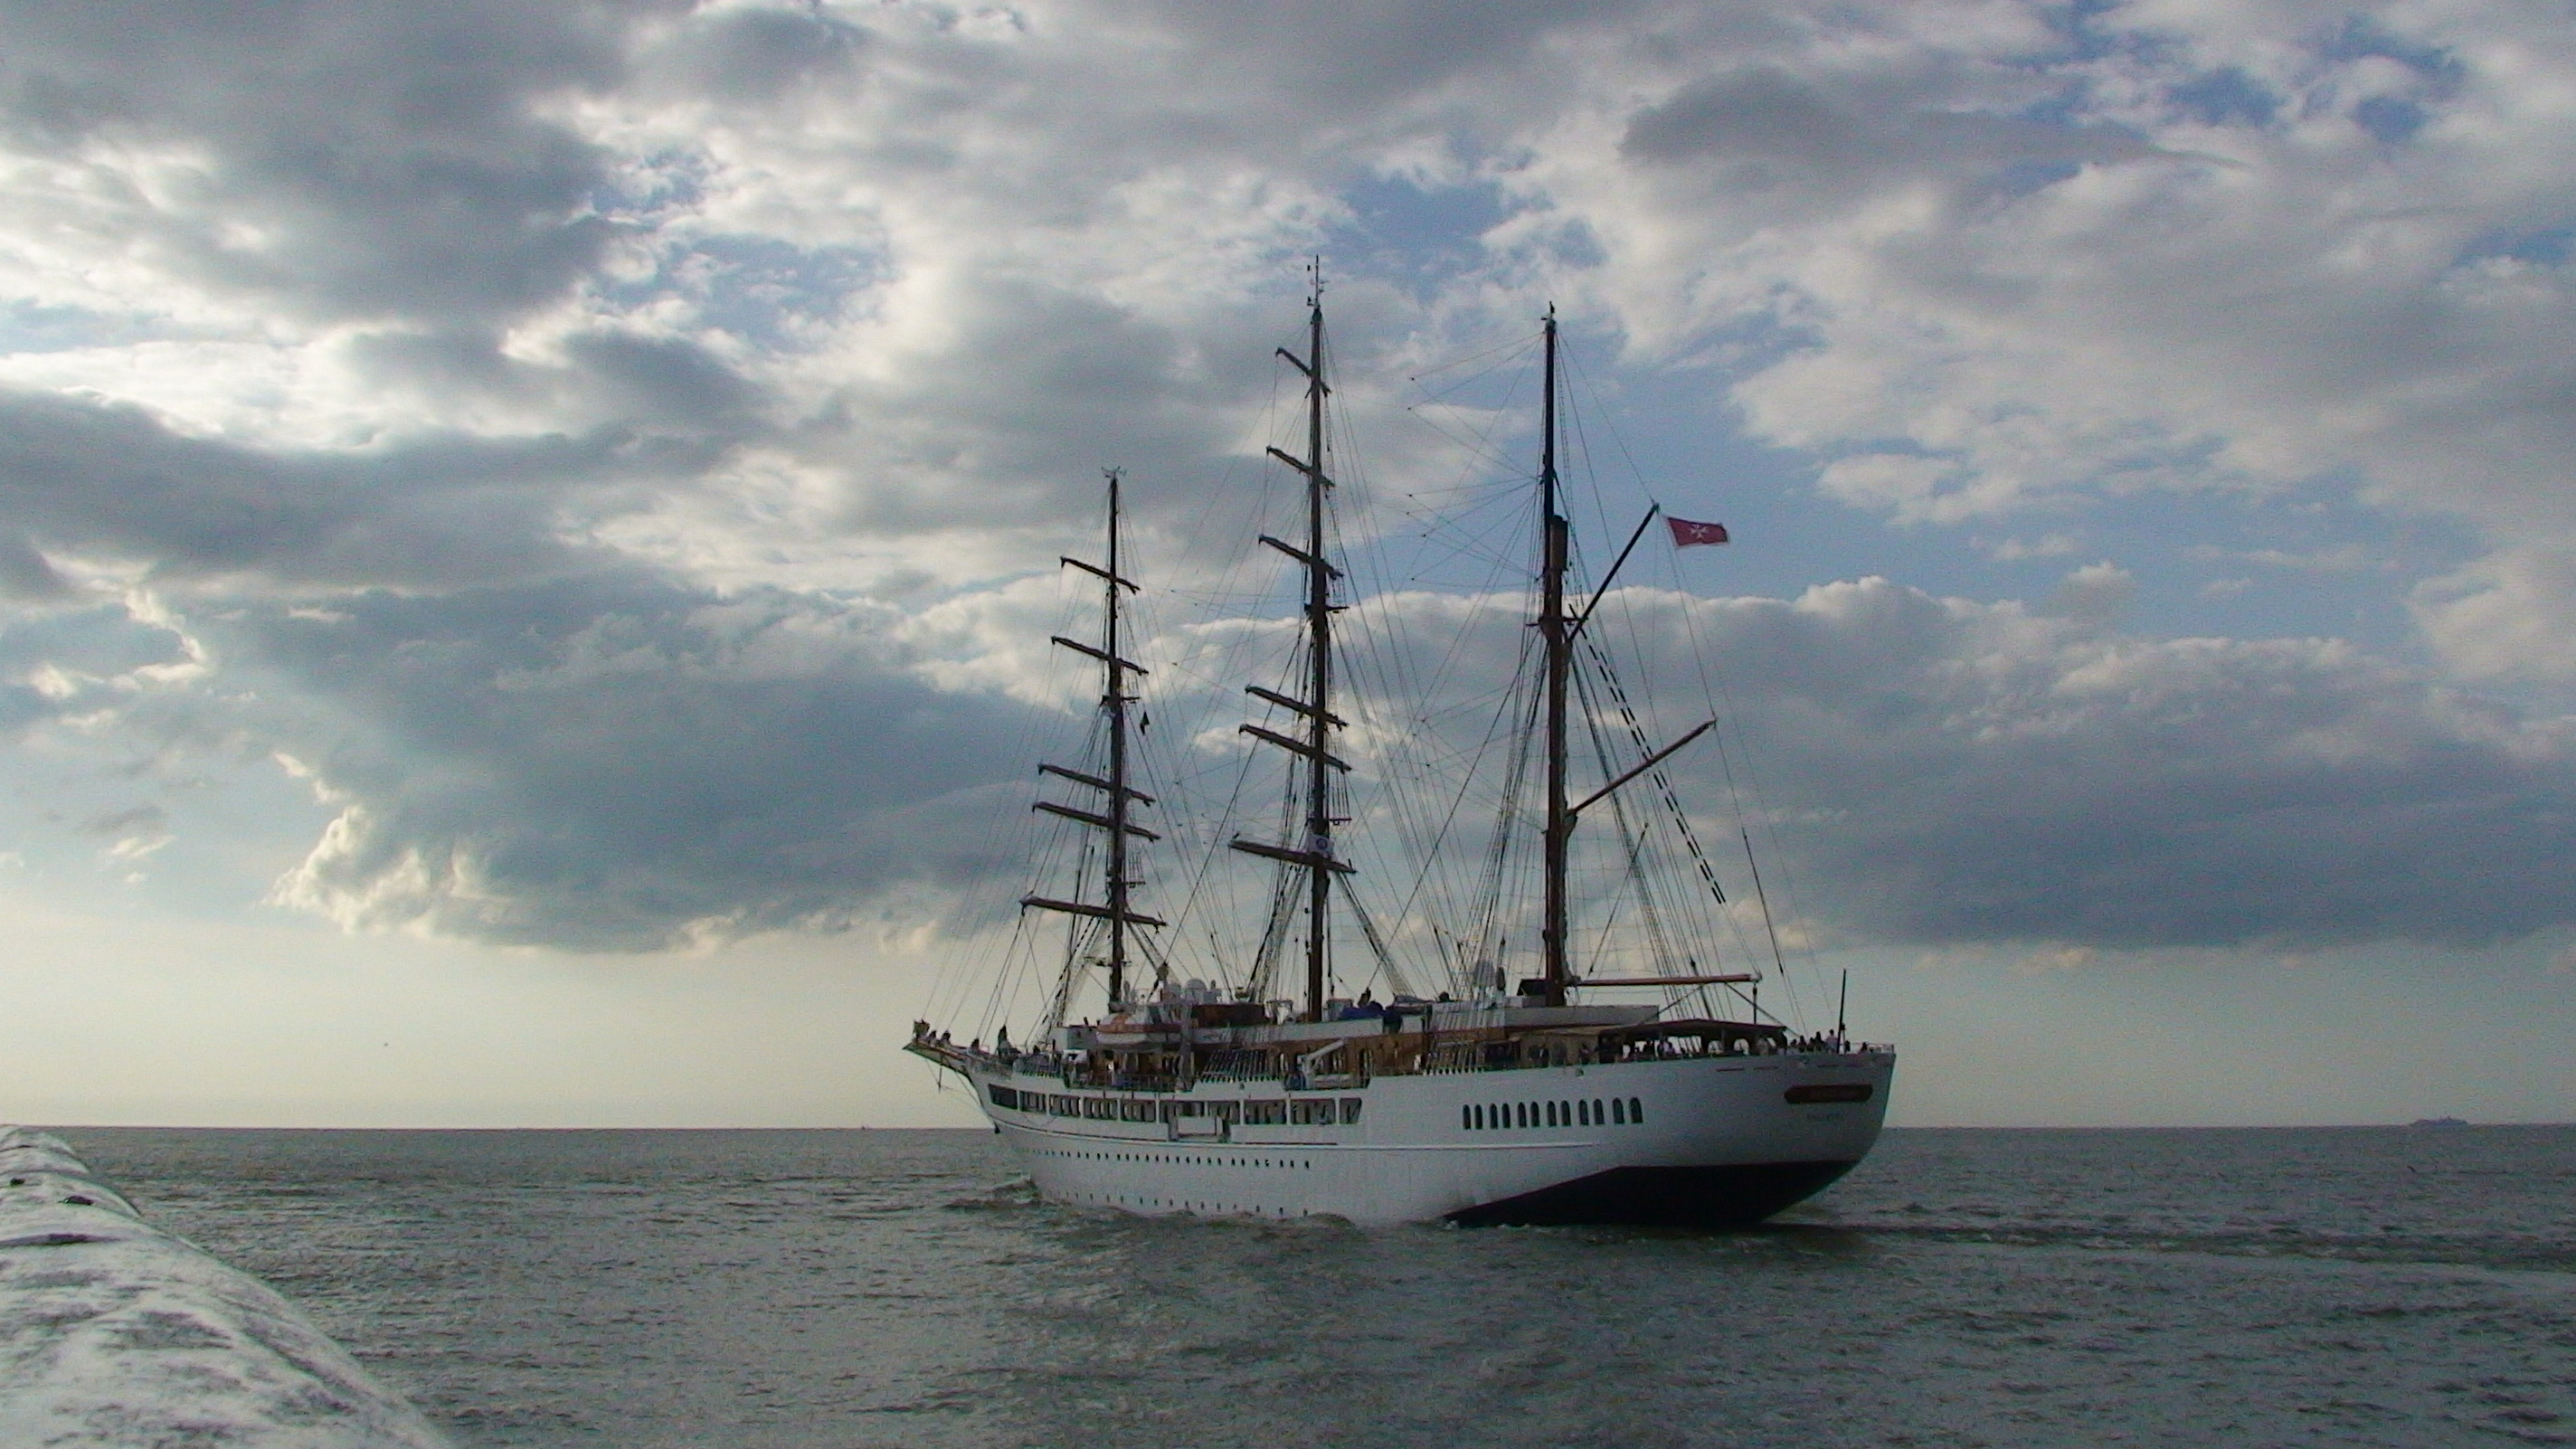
[1347,579,2576,952]
[1676,582,2576,950]
[563,331,764,432]
[658,4,870,103]
[0,389,669,589]
[0,0,672,324]
[1621,67,2169,198]
[1137,0,1646,111]
[0,531,70,600]
[223,576,1046,950]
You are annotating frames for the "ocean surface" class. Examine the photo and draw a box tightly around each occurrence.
[46,1125,2576,1449]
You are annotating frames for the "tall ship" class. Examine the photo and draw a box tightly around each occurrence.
[908,280,1892,1226]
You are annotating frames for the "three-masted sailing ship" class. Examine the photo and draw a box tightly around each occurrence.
[907,284,1893,1226]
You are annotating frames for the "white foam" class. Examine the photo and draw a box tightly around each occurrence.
[0,1127,450,1448]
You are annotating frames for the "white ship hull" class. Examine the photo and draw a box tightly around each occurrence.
[959,1048,1893,1226]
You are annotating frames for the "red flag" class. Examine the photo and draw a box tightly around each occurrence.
[1666,516,1729,547]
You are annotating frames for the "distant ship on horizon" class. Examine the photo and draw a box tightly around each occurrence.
[909,280,1892,1226]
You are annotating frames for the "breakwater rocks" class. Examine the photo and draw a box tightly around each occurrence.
[0,1128,449,1449]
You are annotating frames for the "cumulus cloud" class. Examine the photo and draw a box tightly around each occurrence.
[1510,2,2576,675]
[0,0,2565,958]
[0,0,649,327]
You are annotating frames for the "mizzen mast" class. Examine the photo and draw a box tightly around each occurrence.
[1537,307,1574,1009]
[1025,469,1163,1011]
[1232,265,1351,1023]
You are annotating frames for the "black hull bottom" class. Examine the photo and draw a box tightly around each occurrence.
[1448,1160,1860,1228]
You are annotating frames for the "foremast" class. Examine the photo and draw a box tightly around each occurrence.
[1024,470,1163,1012]
[1232,268,1350,1023]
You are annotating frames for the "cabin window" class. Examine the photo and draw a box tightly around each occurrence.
[1341,1099,1364,1124]
[1577,1100,1590,1126]
[1611,1098,1625,1124]
[1121,1099,1157,1122]
[1245,1101,1287,1125]
[1519,1103,1532,1128]
[988,1084,1017,1109]
[1629,1096,1644,1124]
[1546,1101,1559,1127]
[1083,1098,1114,1120]
[1292,1099,1333,1125]
[1462,1105,1473,1131]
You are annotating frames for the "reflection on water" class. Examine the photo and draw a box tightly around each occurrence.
[55,1125,2576,1449]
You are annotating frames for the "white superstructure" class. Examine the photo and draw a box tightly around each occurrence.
[913,1001,1892,1226]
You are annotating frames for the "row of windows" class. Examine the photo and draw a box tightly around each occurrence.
[1466,1096,1643,1132]
[1033,1145,1314,1170]
[989,1084,1363,1125]
[1035,1145,1318,1216]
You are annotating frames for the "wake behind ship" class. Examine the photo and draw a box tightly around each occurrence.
[909,279,1893,1226]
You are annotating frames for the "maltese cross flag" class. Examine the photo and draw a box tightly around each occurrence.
[1666,516,1730,547]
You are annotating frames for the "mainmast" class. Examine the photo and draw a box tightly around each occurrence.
[1102,473,1135,1007]
[1025,470,1163,1012]
[1233,266,1351,1022]
[1538,308,1572,1009]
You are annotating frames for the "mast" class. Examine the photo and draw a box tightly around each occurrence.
[1538,308,1572,1008]
[1103,472,1134,1009]
[1232,264,1350,1022]
[1298,281,1333,1022]
[1025,471,1162,1013]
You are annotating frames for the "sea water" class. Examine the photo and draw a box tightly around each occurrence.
[52,1125,2576,1448]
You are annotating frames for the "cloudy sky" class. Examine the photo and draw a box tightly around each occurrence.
[2,0,2571,1129]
